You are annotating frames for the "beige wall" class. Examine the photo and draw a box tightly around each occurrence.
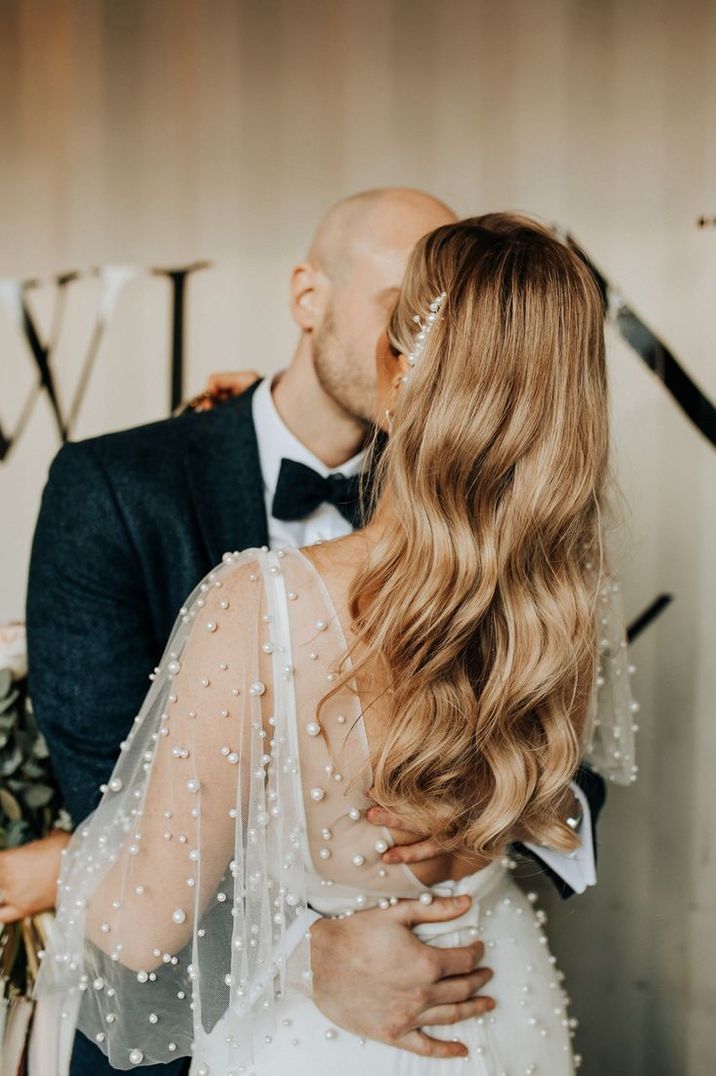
[1,1,715,1071]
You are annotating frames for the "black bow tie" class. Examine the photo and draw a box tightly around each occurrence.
[272,458,365,528]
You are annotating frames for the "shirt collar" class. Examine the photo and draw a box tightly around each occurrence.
[251,374,367,495]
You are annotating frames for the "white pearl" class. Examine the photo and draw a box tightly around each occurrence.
[352,854,365,867]
[319,847,331,860]
[419,891,433,905]
[108,777,123,793]
[250,681,266,696]
[324,1028,337,1040]
[306,721,321,737]
[167,660,181,675]
[336,714,346,724]
[262,642,274,654]
[316,620,327,631]
[206,621,217,633]
[172,908,186,924]
[310,787,325,802]
[374,839,388,853]
[129,1049,144,1064]
[186,779,200,793]
[348,807,361,821]
[287,591,298,601]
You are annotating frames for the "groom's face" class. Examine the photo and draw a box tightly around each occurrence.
[311,204,454,426]
[312,244,407,426]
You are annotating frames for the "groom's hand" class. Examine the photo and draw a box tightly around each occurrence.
[309,894,494,1058]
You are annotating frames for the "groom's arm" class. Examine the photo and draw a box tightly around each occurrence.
[515,766,606,898]
[27,439,158,825]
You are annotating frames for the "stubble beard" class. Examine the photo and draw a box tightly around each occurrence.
[312,310,376,428]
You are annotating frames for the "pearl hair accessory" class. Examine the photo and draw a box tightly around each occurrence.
[406,290,447,370]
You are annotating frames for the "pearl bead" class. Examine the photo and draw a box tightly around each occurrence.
[348,807,361,821]
[172,908,186,924]
[250,681,266,696]
[206,621,217,633]
[167,660,181,675]
[310,787,325,802]
[374,839,388,854]
[324,1028,337,1040]
[306,721,321,737]
[262,642,274,654]
[287,591,298,601]
[319,847,331,860]
[316,620,327,631]
[109,777,123,792]
[336,714,346,724]
[186,779,200,793]
[129,1049,144,1064]
[352,854,365,867]
[419,891,433,905]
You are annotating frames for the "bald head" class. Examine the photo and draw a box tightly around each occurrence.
[287,188,456,431]
[308,187,457,285]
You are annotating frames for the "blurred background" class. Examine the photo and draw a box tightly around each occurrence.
[0,1,715,1072]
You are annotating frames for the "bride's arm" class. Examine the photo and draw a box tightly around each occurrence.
[80,556,263,972]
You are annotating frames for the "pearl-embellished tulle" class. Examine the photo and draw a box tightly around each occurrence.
[34,546,633,1074]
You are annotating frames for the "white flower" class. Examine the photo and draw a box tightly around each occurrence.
[0,622,27,681]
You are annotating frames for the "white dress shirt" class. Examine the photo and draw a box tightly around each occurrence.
[252,374,365,549]
[251,374,596,894]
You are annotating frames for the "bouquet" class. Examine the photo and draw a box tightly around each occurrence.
[0,623,69,1075]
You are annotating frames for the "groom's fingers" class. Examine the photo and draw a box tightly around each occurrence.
[416,995,496,1028]
[398,1029,469,1059]
[434,939,488,979]
[381,837,443,864]
[365,804,427,836]
[426,967,493,1006]
[393,893,472,929]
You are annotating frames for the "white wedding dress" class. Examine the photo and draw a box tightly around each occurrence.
[35,545,635,1075]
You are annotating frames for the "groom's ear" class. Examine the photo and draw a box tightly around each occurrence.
[290,262,323,331]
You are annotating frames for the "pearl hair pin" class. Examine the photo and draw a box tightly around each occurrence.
[406,290,447,370]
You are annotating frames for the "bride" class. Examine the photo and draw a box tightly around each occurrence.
[34,213,634,1074]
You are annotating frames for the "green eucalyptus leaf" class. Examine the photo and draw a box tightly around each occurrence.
[23,784,55,808]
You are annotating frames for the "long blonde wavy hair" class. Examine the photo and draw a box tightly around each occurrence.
[324,212,610,857]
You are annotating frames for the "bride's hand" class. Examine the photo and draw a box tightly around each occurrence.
[0,829,70,923]
[309,894,494,1058]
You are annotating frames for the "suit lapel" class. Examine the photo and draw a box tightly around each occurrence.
[182,379,269,565]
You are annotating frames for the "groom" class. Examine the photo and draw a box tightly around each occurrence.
[23,188,604,1074]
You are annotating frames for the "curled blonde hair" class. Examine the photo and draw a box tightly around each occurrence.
[328,213,610,856]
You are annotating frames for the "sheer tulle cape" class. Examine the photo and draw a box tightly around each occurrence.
[33,548,636,1073]
[33,549,314,1072]
[582,574,638,786]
